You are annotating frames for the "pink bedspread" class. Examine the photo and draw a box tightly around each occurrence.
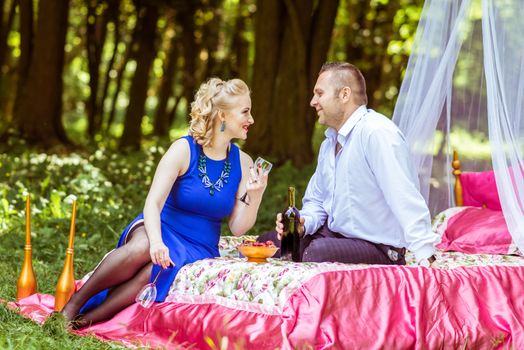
[10,261,524,349]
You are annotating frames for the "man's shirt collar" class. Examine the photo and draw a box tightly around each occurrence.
[325,105,368,147]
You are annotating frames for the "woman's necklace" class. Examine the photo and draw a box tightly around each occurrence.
[198,146,231,195]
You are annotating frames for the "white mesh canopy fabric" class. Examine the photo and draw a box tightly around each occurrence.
[392,0,524,251]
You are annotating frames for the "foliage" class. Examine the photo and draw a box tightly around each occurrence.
[0,136,313,347]
[330,0,424,116]
[0,0,423,163]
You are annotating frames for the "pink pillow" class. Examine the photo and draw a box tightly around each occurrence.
[437,207,512,254]
[461,171,501,210]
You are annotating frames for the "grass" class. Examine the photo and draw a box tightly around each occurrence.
[0,136,313,349]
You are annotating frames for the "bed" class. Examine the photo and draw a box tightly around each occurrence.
[11,237,524,349]
[10,153,524,349]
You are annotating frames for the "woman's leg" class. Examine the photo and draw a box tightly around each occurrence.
[62,226,151,321]
[70,262,153,329]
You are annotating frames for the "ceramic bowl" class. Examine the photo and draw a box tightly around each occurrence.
[237,245,279,263]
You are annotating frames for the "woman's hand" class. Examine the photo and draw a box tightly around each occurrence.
[149,240,175,269]
[245,164,268,200]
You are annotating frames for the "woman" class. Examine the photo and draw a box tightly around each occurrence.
[62,78,267,328]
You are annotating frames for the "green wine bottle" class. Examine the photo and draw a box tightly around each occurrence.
[281,187,301,262]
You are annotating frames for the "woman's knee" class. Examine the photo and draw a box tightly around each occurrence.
[124,228,150,260]
[137,262,153,282]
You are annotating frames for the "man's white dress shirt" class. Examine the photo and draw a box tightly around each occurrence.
[300,105,439,261]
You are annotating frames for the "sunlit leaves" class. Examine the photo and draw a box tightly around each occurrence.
[7,31,20,57]
[49,190,66,219]
[387,40,403,55]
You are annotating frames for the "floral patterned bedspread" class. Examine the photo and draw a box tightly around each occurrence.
[165,235,524,314]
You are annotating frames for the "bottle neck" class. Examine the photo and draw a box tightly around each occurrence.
[288,187,295,207]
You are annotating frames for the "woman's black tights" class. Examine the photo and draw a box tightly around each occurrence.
[61,226,152,328]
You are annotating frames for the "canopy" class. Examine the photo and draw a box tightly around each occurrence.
[392,0,524,251]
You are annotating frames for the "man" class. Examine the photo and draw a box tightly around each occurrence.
[267,62,439,267]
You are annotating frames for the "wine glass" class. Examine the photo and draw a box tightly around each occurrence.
[135,268,163,308]
[239,157,273,204]
[255,157,273,175]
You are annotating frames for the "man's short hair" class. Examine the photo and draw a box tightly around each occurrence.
[319,62,368,105]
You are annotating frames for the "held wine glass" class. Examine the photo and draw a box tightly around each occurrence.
[135,268,163,308]
[239,157,273,204]
[254,157,273,175]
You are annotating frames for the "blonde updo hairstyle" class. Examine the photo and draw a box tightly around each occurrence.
[189,77,250,147]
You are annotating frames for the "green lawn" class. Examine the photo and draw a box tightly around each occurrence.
[0,137,313,349]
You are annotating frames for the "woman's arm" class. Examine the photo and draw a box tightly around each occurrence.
[228,151,268,236]
[143,139,189,268]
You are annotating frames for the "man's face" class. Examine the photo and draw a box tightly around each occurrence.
[310,71,345,128]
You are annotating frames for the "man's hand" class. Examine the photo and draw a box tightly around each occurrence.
[417,255,437,268]
[275,213,305,240]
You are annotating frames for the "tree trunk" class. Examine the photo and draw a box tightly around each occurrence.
[177,2,199,119]
[85,0,109,138]
[153,32,179,136]
[305,0,340,141]
[168,93,182,126]
[245,0,282,157]
[105,41,130,133]
[0,0,17,127]
[119,2,159,150]
[230,0,249,81]
[0,0,16,72]
[12,0,34,130]
[269,0,312,165]
[19,0,70,147]
[98,0,120,130]
[344,0,401,112]
[365,2,397,108]
[201,0,222,79]
[246,0,339,167]
[345,0,367,64]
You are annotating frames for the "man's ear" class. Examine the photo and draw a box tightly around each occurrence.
[340,86,352,102]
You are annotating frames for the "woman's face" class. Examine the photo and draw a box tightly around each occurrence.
[222,93,253,140]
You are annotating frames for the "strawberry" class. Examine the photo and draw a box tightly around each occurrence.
[265,240,275,247]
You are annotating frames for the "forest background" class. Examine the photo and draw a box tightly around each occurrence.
[0,0,429,348]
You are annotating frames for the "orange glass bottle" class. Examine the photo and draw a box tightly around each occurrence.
[54,198,77,311]
[16,193,37,300]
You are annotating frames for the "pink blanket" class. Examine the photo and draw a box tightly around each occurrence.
[10,261,524,349]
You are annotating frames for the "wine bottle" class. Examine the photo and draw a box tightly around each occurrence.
[281,187,301,262]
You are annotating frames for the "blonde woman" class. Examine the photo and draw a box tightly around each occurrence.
[62,78,267,328]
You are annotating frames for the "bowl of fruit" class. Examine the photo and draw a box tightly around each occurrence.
[238,239,279,263]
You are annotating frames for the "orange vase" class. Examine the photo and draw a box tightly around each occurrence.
[54,198,77,312]
[16,194,37,300]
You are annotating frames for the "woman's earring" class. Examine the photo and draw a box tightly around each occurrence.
[220,121,225,132]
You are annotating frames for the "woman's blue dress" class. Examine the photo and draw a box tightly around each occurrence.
[80,136,242,312]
